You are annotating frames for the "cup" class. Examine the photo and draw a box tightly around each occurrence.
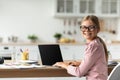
[21,52,29,60]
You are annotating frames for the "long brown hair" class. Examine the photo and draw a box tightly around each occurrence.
[81,15,108,62]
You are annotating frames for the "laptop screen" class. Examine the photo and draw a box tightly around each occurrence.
[38,44,63,66]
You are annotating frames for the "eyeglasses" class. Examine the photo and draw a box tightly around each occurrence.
[80,25,96,31]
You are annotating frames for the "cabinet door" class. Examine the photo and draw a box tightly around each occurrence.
[107,45,120,59]
[15,45,40,61]
[60,45,85,60]
[101,0,118,15]
[57,0,64,13]
[57,0,73,13]
[79,0,95,14]
[55,0,120,18]
[55,0,79,18]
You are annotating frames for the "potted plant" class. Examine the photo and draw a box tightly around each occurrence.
[27,34,38,43]
[53,33,62,42]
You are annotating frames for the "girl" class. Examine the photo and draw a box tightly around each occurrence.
[54,15,108,80]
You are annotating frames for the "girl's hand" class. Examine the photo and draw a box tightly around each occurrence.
[53,62,69,69]
[68,61,81,66]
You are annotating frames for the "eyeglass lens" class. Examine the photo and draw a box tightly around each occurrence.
[80,26,96,31]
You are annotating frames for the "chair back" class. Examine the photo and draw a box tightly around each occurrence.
[108,63,120,80]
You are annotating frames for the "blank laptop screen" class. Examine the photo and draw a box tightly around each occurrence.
[38,44,63,66]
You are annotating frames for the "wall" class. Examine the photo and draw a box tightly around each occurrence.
[0,0,119,43]
[117,19,120,40]
[0,0,64,43]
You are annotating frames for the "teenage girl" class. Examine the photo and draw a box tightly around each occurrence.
[54,15,108,80]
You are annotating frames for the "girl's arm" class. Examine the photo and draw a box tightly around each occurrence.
[68,61,81,66]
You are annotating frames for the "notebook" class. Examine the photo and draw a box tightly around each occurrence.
[38,44,63,66]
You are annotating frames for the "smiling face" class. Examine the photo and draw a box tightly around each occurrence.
[80,19,99,43]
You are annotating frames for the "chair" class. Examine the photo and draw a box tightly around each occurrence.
[107,63,120,80]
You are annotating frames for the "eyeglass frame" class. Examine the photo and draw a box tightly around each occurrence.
[80,25,97,31]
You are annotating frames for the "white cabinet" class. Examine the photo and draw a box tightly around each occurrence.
[14,45,40,61]
[55,0,78,18]
[100,0,119,17]
[57,0,74,13]
[60,44,120,61]
[0,45,40,61]
[79,0,95,14]
[55,0,120,18]
[60,45,85,60]
[107,44,120,59]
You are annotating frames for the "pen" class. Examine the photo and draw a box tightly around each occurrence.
[20,49,23,53]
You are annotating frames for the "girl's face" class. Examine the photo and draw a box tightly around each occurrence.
[80,20,99,43]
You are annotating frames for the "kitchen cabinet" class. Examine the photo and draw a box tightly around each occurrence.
[100,0,119,17]
[79,0,95,14]
[0,43,85,61]
[60,44,85,60]
[0,45,40,61]
[57,0,73,13]
[60,44,120,61]
[107,44,120,60]
[55,0,120,18]
[55,0,77,18]
[1,43,120,61]
[14,45,40,61]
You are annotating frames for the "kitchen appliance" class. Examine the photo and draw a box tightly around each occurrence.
[0,46,13,59]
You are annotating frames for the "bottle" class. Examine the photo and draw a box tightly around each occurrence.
[0,57,4,64]
[108,51,112,60]
[11,47,16,62]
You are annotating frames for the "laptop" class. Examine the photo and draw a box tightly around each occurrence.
[38,44,63,66]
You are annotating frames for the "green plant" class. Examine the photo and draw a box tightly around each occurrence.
[53,33,62,39]
[27,34,38,40]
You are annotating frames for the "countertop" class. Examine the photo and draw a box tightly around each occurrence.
[0,41,120,46]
